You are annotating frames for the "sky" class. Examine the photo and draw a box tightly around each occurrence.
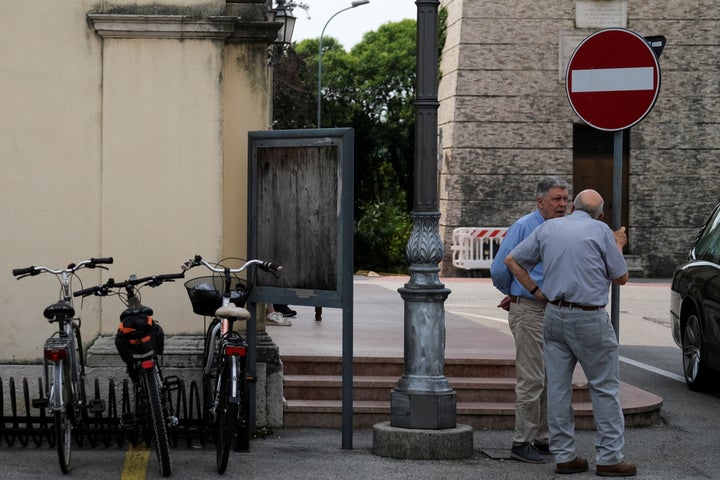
[290,0,417,49]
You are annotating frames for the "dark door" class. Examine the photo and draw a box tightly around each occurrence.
[572,124,630,244]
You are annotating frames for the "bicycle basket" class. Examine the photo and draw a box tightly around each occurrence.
[184,276,249,316]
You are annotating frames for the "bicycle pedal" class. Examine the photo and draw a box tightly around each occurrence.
[32,398,49,409]
[164,375,181,391]
[246,374,257,384]
[87,399,106,414]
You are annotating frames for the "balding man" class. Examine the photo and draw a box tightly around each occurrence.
[504,189,636,477]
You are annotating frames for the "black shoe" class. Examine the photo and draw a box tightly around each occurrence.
[534,440,550,454]
[510,443,545,464]
[273,304,297,317]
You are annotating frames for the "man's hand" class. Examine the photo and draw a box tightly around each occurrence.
[498,295,512,311]
[614,226,627,251]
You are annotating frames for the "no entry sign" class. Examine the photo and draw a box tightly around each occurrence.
[566,28,661,131]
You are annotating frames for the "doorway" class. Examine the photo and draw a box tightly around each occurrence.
[572,124,630,245]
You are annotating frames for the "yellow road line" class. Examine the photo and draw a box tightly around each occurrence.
[122,445,150,480]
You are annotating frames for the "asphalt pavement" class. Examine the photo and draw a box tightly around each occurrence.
[3,274,718,479]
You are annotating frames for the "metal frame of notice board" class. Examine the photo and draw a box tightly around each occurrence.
[247,128,354,448]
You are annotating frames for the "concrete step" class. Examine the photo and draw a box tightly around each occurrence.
[281,356,664,430]
[283,381,663,430]
[281,355,516,378]
[87,335,205,368]
[284,374,594,403]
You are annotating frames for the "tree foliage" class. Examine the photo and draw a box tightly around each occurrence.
[272,16,447,272]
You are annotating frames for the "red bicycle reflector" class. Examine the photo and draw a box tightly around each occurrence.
[141,359,155,369]
[45,348,67,362]
[226,345,247,357]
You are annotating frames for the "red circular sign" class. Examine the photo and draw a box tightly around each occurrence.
[566,28,661,131]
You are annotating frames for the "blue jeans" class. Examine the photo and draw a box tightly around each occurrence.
[543,304,626,465]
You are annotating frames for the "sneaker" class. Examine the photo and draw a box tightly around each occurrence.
[556,456,589,474]
[274,304,297,317]
[266,311,292,326]
[510,443,545,464]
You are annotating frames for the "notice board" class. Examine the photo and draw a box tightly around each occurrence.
[247,128,354,309]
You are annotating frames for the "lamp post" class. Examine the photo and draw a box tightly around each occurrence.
[268,0,297,47]
[317,0,370,128]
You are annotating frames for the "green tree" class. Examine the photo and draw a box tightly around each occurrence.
[272,14,446,272]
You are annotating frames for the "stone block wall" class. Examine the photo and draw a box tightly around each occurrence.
[438,0,720,277]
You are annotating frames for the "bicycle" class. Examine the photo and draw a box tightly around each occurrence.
[74,270,184,477]
[181,254,281,474]
[12,257,113,474]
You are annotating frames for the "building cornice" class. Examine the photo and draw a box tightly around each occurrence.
[87,14,279,44]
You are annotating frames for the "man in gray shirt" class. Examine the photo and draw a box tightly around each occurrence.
[504,189,636,477]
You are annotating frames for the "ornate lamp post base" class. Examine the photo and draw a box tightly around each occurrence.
[391,279,456,429]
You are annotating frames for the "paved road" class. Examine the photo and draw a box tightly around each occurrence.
[2,276,720,479]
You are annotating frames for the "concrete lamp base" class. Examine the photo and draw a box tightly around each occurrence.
[372,421,474,460]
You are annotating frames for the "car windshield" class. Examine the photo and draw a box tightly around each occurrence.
[694,205,720,262]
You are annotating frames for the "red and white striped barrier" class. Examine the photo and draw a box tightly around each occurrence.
[451,227,508,270]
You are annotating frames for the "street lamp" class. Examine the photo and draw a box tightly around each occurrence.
[317,0,370,128]
[268,0,297,47]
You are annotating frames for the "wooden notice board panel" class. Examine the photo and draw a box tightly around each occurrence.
[247,128,354,308]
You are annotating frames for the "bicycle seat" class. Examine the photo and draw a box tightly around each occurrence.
[120,306,154,319]
[44,301,75,320]
[215,305,250,320]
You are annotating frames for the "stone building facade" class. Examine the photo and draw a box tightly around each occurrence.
[438,0,720,277]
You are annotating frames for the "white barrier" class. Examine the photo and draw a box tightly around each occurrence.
[451,227,508,270]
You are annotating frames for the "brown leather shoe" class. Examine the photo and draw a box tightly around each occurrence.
[555,456,589,474]
[596,460,637,477]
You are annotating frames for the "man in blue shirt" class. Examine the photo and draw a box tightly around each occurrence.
[490,176,570,463]
[505,189,635,477]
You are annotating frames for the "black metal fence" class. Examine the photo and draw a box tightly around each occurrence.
[0,376,211,449]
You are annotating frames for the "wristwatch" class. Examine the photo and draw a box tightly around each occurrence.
[529,285,539,295]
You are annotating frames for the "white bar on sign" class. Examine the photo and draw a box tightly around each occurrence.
[571,66,654,93]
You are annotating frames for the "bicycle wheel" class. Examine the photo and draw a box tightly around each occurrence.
[140,365,171,477]
[216,356,238,474]
[53,360,72,474]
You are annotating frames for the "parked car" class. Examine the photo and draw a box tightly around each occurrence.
[671,202,720,391]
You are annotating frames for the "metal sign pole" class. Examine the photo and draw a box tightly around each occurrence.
[610,130,623,339]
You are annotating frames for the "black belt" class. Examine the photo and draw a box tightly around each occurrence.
[548,299,603,311]
[508,295,540,304]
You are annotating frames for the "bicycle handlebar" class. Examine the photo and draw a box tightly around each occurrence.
[12,257,114,279]
[73,271,185,298]
[181,254,282,274]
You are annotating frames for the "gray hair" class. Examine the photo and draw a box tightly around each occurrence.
[573,193,604,219]
[536,176,570,198]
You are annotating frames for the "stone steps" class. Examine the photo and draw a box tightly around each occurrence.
[281,355,664,430]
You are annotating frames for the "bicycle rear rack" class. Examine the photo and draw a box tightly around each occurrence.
[0,375,216,448]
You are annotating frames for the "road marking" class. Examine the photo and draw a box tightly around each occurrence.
[446,309,508,325]
[449,308,686,383]
[122,445,149,480]
[619,356,685,383]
